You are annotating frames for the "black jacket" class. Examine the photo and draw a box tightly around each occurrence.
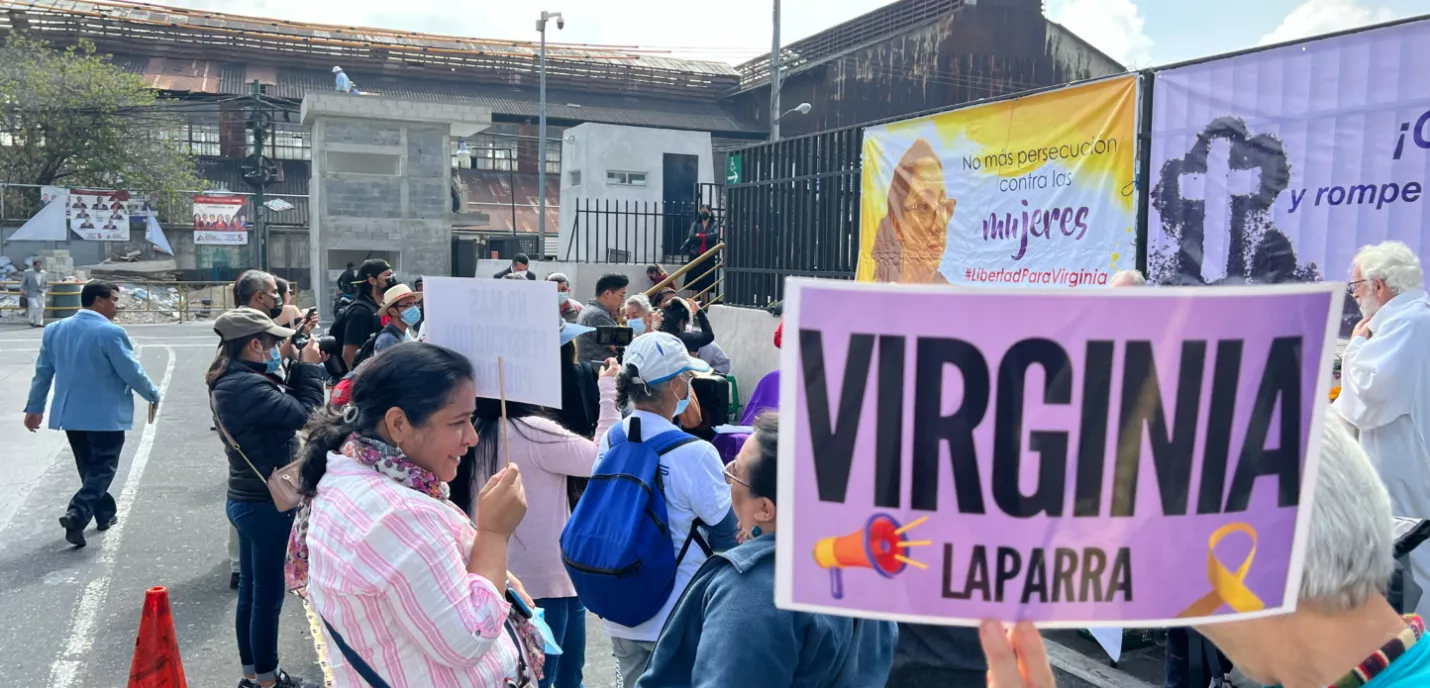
[493,266,536,280]
[211,359,326,502]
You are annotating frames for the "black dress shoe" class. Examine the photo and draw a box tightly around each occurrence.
[58,514,86,548]
[230,572,240,590]
[96,515,118,531]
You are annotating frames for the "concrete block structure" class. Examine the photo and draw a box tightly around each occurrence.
[301,93,491,309]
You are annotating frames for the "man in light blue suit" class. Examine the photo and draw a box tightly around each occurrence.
[24,281,162,548]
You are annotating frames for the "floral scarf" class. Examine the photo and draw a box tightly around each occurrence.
[285,433,448,595]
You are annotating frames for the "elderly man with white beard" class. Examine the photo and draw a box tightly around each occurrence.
[1334,240,1430,617]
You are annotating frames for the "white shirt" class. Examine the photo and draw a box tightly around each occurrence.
[594,409,732,642]
[1335,288,1430,519]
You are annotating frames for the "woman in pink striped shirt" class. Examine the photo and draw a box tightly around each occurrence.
[454,355,621,688]
[285,342,539,687]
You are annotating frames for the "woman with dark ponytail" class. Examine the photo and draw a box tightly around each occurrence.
[285,342,536,687]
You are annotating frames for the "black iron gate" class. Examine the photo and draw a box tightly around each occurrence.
[724,126,863,307]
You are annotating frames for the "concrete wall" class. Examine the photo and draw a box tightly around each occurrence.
[303,94,492,311]
[557,123,714,264]
[473,258,651,304]
[705,304,781,405]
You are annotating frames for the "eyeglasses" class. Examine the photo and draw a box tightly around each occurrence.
[1347,279,1367,293]
[723,464,749,488]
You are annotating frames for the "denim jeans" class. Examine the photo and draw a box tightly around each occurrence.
[227,499,295,682]
[535,597,586,688]
[64,430,124,528]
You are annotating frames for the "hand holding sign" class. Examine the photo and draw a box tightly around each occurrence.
[980,621,1054,688]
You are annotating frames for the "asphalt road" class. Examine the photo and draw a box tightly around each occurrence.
[0,320,621,688]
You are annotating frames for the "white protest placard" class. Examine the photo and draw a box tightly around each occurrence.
[422,276,562,409]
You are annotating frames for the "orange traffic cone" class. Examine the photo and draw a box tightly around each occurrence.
[127,586,188,688]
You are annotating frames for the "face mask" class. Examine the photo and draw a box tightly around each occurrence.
[400,305,422,327]
[628,318,646,336]
[268,300,283,320]
[673,378,691,417]
[264,345,282,374]
[700,211,711,219]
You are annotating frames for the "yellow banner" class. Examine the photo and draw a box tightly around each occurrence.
[857,75,1139,286]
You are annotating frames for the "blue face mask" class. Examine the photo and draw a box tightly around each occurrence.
[264,345,282,374]
[628,318,646,336]
[673,377,691,417]
[400,305,422,327]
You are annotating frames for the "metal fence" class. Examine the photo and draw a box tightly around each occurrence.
[724,126,863,307]
[564,198,701,265]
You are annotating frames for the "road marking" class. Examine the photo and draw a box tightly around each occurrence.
[46,345,176,688]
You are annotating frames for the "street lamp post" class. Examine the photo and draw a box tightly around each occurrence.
[769,0,782,141]
[537,11,564,258]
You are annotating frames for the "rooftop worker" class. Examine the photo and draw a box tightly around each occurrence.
[333,66,350,93]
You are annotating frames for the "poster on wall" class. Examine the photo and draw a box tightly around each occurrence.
[1147,19,1430,334]
[193,195,250,245]
[856,75,1139,287]
[775,278,1342,626]
[66,189,130,242]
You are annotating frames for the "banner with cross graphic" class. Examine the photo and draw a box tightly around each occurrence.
[1147,18,1430,337]
[775,278,1342,626]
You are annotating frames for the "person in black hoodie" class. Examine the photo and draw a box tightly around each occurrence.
[207,308,325,688]
[658,297,714,354]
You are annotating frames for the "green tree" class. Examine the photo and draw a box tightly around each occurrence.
[0,31,201,217]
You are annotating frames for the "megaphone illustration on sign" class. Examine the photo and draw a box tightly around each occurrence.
[812,513,930,599]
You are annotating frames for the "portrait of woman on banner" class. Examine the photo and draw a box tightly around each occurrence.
[870,139,956,283]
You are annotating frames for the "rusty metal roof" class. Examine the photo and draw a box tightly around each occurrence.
[0,0,741,100]
[110,55,764,134]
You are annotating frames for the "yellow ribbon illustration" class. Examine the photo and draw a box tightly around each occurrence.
[1177,522,1265,618]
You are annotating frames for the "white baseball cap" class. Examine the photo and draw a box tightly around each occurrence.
[622,331,710,385]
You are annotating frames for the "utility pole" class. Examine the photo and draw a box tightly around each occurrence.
[770,0,782,142]
[537,11,564,258]
[243,80,275,270]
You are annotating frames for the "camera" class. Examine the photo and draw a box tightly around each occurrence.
[556,17,564,29]
[596,326,633,348]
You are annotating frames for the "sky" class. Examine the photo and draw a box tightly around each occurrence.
[159,0,1428,69]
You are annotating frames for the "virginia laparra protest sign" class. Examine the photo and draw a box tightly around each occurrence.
[775,279,1341,626]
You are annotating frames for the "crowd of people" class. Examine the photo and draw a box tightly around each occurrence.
[17,240,1430,688]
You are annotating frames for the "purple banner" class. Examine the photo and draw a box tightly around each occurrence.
[1147,19,1430,337]
[775,280,1341,626]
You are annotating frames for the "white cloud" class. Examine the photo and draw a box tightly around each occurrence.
[1048,0,1154,68]
[1259,0,1399,46]
[155,0,891,66]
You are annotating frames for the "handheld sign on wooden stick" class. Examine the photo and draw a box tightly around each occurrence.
[498,355,510,468]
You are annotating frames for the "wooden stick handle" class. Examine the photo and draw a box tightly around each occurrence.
[498,356,510,468]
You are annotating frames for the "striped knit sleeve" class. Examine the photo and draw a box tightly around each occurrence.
[359,502,512,668]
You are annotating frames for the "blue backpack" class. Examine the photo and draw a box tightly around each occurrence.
[560,417,711,627]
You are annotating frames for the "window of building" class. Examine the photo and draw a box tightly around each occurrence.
[545,144,561,174]
[181,122,221,157]
[247,125,311,160]
[569,170,581,187]
[607,170,647,186]
[461,123,519,172]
